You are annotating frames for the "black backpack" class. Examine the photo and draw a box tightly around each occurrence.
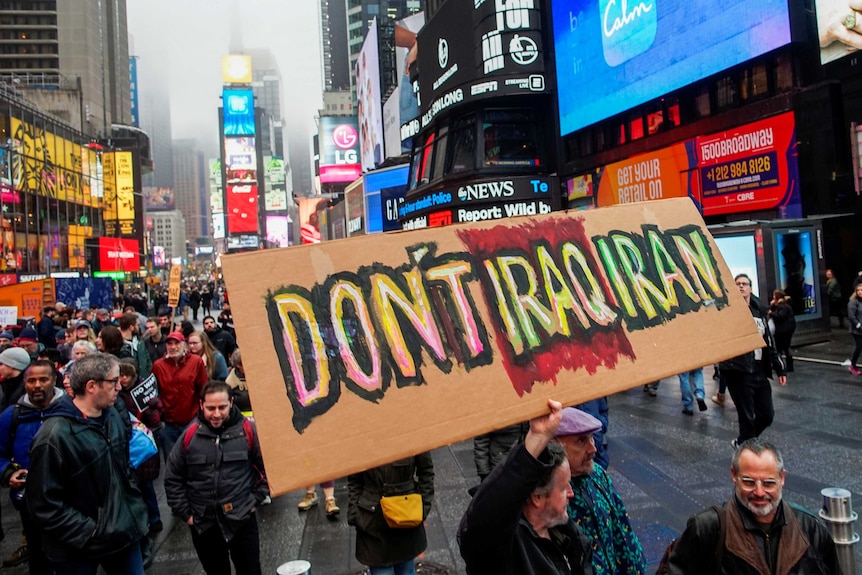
[656,505,726,575]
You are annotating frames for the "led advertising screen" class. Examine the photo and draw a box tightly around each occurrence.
[212,213,226,239]
[298,198,328,244]
[383,12,424,157]
[144,187,175,211]
[318,117,361,184]
[99,238,140,273]
[226,183,259,234]
[364,165,409,233]
[776,230,818,316]
[698,112,800,217]
[590,112,801,218]
[266,215,290,247]
[224,137,257,171]
[129,57,139,127]
[816,0,862,64]
[263,156,287,211]
[552,0,791,136]
[417,0,547,130]
[357,20,385,171]
[153,246,165,268]
[714,234,761,298]
[223,88,256,136]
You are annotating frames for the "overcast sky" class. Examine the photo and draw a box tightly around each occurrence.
[127,0,322,158]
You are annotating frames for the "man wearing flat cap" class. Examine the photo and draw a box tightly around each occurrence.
[459,399,593,574]
[556,407,646,575]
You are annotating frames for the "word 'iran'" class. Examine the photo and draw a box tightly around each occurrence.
[266,218,727,432]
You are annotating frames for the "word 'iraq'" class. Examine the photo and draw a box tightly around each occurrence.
[266,218,728,432]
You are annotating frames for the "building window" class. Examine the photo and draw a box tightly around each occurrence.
[715,75,738,111]
[482,109,541,167]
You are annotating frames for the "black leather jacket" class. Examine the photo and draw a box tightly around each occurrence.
[26,395,148,562]
[666,497,840,575]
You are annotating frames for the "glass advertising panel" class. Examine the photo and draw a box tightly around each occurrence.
[553,0,791,135]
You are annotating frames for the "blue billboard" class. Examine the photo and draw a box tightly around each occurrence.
[129,57,139,127]
[552,0,791,136]
[223,88,256,136]
[364,165,408,233]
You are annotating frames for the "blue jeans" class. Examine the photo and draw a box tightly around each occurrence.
[678,368,705,411]
[50,542,144,575]
[370,559,416,575]
[140,478,160,523]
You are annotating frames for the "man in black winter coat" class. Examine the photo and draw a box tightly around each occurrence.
[165,380,269,575]
[719,274,787,448]
[665,438,840,575]
[459,399,593,575]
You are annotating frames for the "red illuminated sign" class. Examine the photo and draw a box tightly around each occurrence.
[99,238,140,272]
[226,183,259,234]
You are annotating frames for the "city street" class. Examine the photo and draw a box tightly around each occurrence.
[0,336,859,574]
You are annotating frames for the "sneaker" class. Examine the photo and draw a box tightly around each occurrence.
[697,398,708,412]
[711,392,725,406]
[731,439,739,450]
[643,385,650,393]
[3,544,28,567]
[682,408,694,416]
[850,366,862,376]
[297,491,319,511]
[325,497,340,516]
[260,495,272,506]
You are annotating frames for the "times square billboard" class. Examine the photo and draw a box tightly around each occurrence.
[318,116,361,184]
[552,0,791,135]
[416,0,548,130]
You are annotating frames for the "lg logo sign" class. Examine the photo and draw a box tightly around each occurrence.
[332,124,358,165]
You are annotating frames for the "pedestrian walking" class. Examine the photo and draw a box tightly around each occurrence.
[769,290,796,372]
[678,367,707,416]
[720,274,786,448]
[848,282,862,376]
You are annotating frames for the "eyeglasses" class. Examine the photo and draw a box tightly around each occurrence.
[97,377,121,387]
[737,477,780,491]
[735,281,751,287]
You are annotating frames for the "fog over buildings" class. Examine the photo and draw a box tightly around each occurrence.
[127,0,322,193]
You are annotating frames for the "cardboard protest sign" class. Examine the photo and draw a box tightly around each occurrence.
[222,198,764,494]
[129,374,159,413]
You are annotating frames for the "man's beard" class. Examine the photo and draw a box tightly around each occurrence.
[742,492,780,518]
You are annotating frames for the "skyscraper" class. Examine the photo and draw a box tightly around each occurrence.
[246,49,285,157]
[0,0,132,137]
[319,0,351,92]
[172,139,208,242]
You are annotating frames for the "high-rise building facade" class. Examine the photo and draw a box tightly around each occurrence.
[150,210,186,263]
[139,86,174,189]
[172,139,207,242]
[319,0,351,92]
[0,0,132,137]
[246,49,285,158]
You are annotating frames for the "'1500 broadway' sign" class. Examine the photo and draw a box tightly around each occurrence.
[223,198,763,494]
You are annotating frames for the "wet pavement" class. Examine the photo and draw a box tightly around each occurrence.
[0,327,860,574]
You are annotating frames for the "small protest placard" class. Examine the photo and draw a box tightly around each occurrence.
[0,307,18,327]
[129,374,159,412]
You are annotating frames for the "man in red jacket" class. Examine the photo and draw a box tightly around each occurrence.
[151,332,207,460]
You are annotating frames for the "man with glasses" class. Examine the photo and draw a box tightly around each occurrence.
[664,438,840,574]
[719,274,786,448]
[26,353,149,574]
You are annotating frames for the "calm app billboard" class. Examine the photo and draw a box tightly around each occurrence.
[552,0,791,136]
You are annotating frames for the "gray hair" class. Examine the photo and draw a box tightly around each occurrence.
[732,437,784,475]
[533,442,568,496]
[71,340,97,355]
[69,353,118,395]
